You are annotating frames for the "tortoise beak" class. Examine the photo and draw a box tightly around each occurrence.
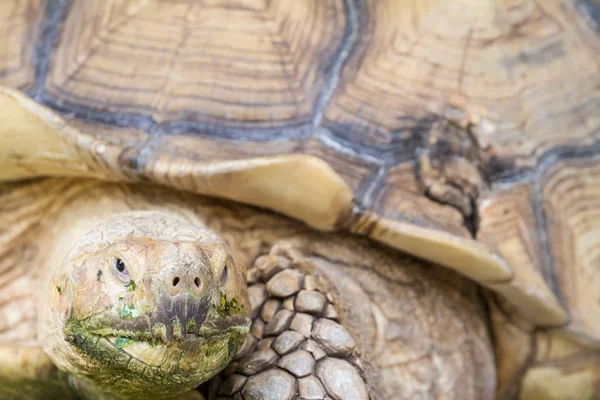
[199,313,251,338]
[153,294,250,343]
[155,294,211,341]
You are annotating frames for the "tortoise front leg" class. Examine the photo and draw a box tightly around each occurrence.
[0,346,76,399]
[0,346,208,400]
[206,239,496,399]
[205,248,372,400]
[0,347,123,400]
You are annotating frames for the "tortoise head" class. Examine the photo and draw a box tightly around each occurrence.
[39,211,250,398]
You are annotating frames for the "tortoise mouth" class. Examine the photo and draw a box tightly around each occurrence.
[100,323,251,354]
[70,313,251,347]
[62,321,250,397]
[64,316,250,377]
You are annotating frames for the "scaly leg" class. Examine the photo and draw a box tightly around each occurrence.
[205,237,496,399]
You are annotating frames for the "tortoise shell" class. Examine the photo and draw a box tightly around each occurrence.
[1,0,599,350]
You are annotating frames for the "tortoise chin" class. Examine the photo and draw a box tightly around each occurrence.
[38,211,250,398]
[61,313,249,399]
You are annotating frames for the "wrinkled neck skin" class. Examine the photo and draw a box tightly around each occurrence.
[36,188,250,399]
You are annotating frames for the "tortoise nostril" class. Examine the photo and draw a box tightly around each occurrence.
[194,277,201,288]
[172,277,180,287]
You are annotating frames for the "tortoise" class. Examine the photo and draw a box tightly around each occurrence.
[0,0,599,399]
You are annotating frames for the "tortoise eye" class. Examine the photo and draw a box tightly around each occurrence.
[112,258,129,281]
[219,263,229,285]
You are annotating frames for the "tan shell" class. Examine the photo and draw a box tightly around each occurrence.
[1,0,599,352]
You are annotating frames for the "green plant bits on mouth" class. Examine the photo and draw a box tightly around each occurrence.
[114,336,134,349]
[125,279,136,292]
[119,304,141,319]
[185,318,196,333]
[215,294,241,317]
[227,337,236,357]
[56,286,62,294]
